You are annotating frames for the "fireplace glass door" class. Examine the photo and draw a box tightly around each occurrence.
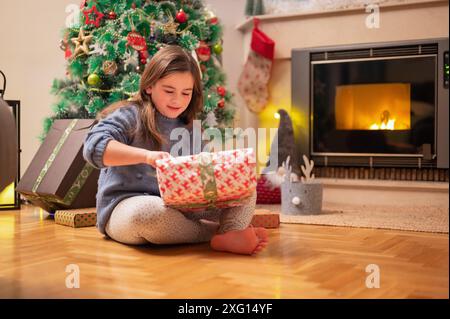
[312,55,436,156]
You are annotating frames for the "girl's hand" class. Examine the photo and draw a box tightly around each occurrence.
[145,151,171,168]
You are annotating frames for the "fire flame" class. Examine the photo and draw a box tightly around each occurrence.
[369,110,396,130]
[370,119,396,130]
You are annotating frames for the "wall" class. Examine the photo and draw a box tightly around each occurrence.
[0,0,250,177]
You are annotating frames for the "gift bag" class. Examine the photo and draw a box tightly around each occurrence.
[155,148,257,212]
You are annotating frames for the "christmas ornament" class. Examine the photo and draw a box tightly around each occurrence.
[102,61,118,75]
[217,86,226,97]
[176,9,188,23]
[65,47,73,59]
[163,19,180,35]
[83,5,104,28]
[131,2,137,9]
[213,43,223,55]
[196,41,211,62]
[124,51,139,71]
[218,99,225,108]
[89,42,107,56]
[71,28,93,57]
[138,48,149,65]
[127,31,147,51]
[107,11,117,20]
[87,73,101,86]
[59,39,67,51]
[149,21,157,41]
[209,17,219,25]
[60,37,73,59]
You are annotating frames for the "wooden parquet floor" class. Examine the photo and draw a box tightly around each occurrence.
[0,205,448,298]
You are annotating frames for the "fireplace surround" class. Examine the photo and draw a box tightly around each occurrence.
[292,38,448,180]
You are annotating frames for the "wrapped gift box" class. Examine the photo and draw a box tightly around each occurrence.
[156,148,257,212]
[256,174,281,204]
[251,209,280,228]
[16,119,99,213]
[55,207,96,228]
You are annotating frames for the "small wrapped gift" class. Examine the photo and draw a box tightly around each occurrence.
[16,119,99,213]
[156,148,257,212]
[251,209,280,228]
[55,207,96,228]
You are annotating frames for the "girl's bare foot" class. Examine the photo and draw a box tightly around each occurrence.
[210,226,269,255]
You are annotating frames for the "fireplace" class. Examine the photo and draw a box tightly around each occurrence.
[292,38,449,180]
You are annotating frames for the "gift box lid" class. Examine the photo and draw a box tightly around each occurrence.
[16,119,98,205]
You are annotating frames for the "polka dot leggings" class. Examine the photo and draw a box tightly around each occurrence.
[105,191,257,245]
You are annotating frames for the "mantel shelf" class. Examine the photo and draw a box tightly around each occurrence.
[236,0,448,32]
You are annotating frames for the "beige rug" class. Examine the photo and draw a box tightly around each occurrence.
[256,204,449,234]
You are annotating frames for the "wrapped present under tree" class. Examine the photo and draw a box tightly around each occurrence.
[251,209,280,228]
[16,119,99,213]
[156,148,257,212]
[55,207,96,228]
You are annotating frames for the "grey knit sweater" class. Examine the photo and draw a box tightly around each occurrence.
[83,104,196,235]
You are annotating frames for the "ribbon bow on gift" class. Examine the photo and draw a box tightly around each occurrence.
[198,152,218,204]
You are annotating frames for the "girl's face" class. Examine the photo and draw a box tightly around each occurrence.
[145,72,194,119]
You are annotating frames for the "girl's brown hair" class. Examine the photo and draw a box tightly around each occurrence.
[98,45,203,150]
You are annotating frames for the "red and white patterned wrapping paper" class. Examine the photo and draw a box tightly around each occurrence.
[155,148,257,212]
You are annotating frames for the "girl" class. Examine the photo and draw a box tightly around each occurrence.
[83,45,268,255]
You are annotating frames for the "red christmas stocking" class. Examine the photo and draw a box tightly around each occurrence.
[238,18,275,113]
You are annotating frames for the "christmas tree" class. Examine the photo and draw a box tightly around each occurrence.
[46,0,235,139]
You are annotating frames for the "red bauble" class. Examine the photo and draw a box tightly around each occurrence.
[107,11,117,19]
[131,3,137,9]
[209,17,218,25]
[176,9,187,23]
[218,99,225,108]
[139,50,149,64]
[217,86,226,97]
[196,41,211,62]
